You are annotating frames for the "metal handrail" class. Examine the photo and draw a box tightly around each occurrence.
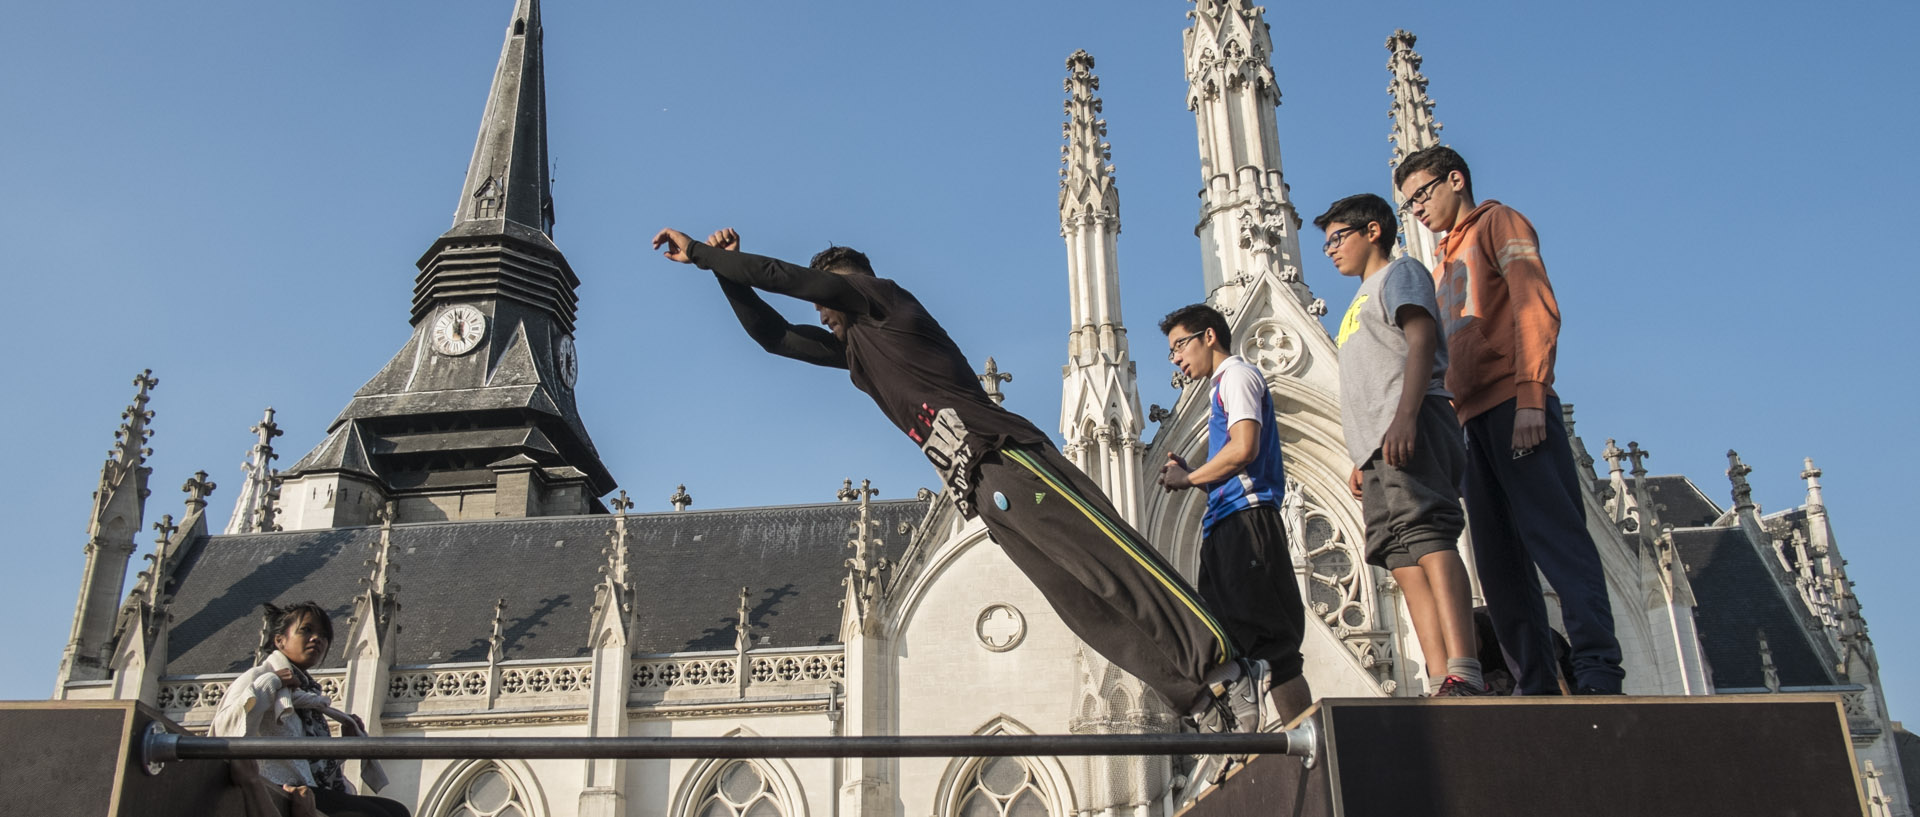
[142,722,1318,770]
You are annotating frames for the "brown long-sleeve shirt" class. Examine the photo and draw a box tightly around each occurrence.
[1434,200,1561,422]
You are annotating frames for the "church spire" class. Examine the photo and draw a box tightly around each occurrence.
[279,0,613,528]
[1183,0,1316,314]
[1386,29,1443,270]
[57,371,158,691]
[1058,50,1146,523]
[450,0,554,242]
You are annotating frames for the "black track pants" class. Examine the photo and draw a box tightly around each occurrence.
[972,444,1236,710]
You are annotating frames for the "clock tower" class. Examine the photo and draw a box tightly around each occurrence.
[277,0,614,529]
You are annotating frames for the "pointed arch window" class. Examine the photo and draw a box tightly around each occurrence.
[694,760,786,817]
[439,763,531,817]
[952,757,1054,817]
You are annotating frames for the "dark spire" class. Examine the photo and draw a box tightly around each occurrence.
[413,0,579,335]
[280,0,614,522]
[449,0,554,242]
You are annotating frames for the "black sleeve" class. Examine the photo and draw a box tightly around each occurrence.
[688,242,871,315]
[714,275,849,369]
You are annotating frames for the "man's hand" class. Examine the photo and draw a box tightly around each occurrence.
[1349,467,1364,500]
[651,228,697,263]
[1512,407,1547,456]
[705,227,740,252]
[1157,454,1194,492]
[1381,412,1417,467]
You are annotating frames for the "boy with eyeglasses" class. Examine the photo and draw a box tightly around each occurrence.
[649,226,1271,734]
[1316,193,1485,696]
[1156,303,1312,725]
[1394,146,1625,696]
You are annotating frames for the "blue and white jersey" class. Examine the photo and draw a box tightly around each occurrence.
[1203,355,1287,534]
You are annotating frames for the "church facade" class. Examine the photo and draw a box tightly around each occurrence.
[51,2,1910,816]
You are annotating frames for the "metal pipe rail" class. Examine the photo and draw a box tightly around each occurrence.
[142,723,1318,772]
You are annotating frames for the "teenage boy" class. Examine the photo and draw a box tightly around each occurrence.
[1316,193,1485,696]
[649,226,1270,731]
[1156,303,1312,724]
[1394,146,1625,695]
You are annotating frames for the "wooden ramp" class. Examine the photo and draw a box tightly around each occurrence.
[1178,695,1866,817]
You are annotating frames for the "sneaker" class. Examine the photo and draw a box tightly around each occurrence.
[1186,691,1239,734]
[1223,657,1270,733]
[1431,675,1494,697]
[1572,684,1623,696]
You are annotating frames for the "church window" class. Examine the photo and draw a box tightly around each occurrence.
[440,763,530,817]
[953,757,1053,817]
[514,18,525,36]
[693,760,786,817]
[473,177,503,219]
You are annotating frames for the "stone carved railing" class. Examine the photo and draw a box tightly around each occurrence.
[629,648,844,697]
[748,651,843,684]
[158,669,345,723]
[386,660,593,703]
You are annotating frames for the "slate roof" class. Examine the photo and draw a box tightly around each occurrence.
[1670,526,1838,689]
[1641,476,1723,529]
[161,499,928,675]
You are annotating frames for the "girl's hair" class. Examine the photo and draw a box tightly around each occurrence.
[262,601,334,643]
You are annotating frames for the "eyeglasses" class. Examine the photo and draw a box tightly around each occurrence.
[1167,331,1208,361]
[1399,174,1449,214]
[1322,226,1363,254]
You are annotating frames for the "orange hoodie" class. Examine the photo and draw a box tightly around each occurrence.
[1434,200,1560,422]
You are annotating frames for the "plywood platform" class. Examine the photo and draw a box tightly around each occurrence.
[1178,695,1866,817]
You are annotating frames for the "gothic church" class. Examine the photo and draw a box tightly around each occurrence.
[51,2,1913,816]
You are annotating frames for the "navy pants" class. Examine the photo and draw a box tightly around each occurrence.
[1461,397,1624,694]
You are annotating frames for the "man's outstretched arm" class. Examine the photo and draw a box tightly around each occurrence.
[654,227,868,313]
[668,228,848,369]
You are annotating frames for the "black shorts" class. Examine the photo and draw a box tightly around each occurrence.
[1199,505,1307,684]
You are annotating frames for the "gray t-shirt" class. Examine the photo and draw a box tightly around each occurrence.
[1335,256,1451,467]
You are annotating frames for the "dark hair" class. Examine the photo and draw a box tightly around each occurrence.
[1158,303,1231,350]
[263,601,334,643]
[1312,194,1398,254]
[810,245,874,276]
[1393,145,1473,201]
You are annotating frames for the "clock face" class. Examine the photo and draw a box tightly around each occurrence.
[556,334,578,390]
[431,305,487,356]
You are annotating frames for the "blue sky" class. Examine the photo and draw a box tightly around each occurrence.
[3,0,1915,716]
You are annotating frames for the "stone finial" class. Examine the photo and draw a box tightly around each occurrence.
[734,586,752,652]
[487,598,508,667]
[227,407,285,534]
[844,479,890,632]
[1625,442,1651,478]
[1758,630,1780,693]
[1726,450,1755,512]
[1601,438,1625,476]
[1148,404,1172,425]
[1385,29,1443,167]
[360,501,400,604]
[1800,457,1825,513]
[609,490,633,515]
[181,471,216,515]
[977,357,1013,406]
[915,487,934,502]
[1060,49,1118,227]
[668,485,691,512]
[106,370,159,485]
[836,479,860,502]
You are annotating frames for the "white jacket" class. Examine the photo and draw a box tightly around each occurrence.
[210,651,386,793]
